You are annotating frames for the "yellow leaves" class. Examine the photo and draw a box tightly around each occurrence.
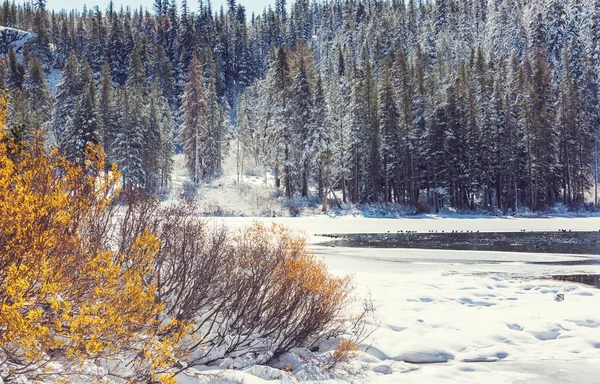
[85,340,104,355]
[26,308,43,321]
[332,339,359,364]
[237,222,352,316]
[0,101,188,382]
[0,91,6,128]
[48,296,61,312]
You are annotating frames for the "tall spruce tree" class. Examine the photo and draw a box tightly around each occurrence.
[65,59,100,164]
[180,54,207,184]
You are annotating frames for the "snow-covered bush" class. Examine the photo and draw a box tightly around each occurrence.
[116,199,353,368]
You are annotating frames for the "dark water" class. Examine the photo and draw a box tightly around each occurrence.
[549,274,600,288]
[318,231,600,256]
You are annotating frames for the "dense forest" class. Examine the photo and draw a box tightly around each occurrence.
[2,0,600,213]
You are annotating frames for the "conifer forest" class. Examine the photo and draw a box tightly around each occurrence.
[3,0,600,213]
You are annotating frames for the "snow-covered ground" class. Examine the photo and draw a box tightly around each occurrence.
[163,149,600,383]
[168,153,287,216]
[178,216,600,384]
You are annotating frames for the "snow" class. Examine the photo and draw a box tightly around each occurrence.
[168,153,287,216]
[185,216,600,384]
[5,200,600,383]
[0,26,33,56]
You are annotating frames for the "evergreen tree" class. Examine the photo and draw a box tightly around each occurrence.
[65,59,100,164]
[23,57,51,130]
[379,64,401,204]
[270,45,293,198]
[98,62,118,166]
[50,54,79,146]
[113,88,146,189]
[6,46,23,89]
[289,43,313,197]
[108,16,128,85]
[31,0,52,65]
[524,52,558,211]
[309,75,330,205]
[180,54,207,184]
[205,65,226,178]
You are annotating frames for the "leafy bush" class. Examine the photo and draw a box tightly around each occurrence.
[0,100,186,382]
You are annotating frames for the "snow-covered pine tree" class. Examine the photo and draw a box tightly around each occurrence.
[126,44,148,94]
[97,63,118,167]
[31,0,52,66]
[112,87,146,189]
[144,85,164,192]
[205,62,226,179]
[108,16,128,85]
[379,62,401,204]
[289,41,314,197]
[308,74,330,206]
[236,86,260,176]
[270,45,293,198]
[6,89,29,136]
[65,58,100,165]
[362,55,380,203]
[156,85,175,190]
[151,45,177,110]
[326,45,352,203]
[23,56,51,131]
[524,49,558,211]
[6,45,23,89]
[85,9,107,73]
[180,53,207,184]
[50,54,79,146]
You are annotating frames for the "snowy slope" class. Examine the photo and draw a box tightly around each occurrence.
[0,26,33,55]
[0,27,62,92]
[168,152,287,216]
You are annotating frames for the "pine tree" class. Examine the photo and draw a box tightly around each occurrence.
[205,66,226,178]
[144,85,164,191]
[524,51,558,211]
[156,86,175,190]
[6,89,29,136]
[113,88,146,189]
[98,62,118,167]
[23,57,51,130]
[126,44,148,92]
[6,45,23,89]
[65,59,100,164]
[290,43,313,197]
[108,16,128,85]
[327,49,352,203]
[180,54,207,184]
[271,45,293,198]
[51,54,79,146]
[379,63,401,204]
[151,45,177,109]
[309,75,330,206]
[31,0,52,65]
[363,56,380,203]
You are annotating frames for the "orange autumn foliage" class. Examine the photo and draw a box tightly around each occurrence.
[226,223,353,359]
[0,98,186,383]
[332,339,359,365]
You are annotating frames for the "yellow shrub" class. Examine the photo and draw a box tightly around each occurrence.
[333,339,359,362]
[0,99,185,382]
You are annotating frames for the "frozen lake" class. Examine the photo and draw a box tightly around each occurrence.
[205,216,600,384]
